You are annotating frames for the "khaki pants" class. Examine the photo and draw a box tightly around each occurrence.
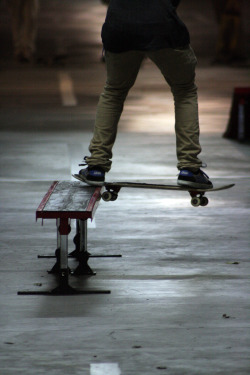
[86,46,202,172]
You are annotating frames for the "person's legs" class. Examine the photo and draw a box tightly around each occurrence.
[85,50,145,172]
[6,0,39,61]
[6,0,22,58]
[147,46,202,171]
[21,0,39,60]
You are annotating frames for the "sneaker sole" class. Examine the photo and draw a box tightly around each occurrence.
[77,174,105,186]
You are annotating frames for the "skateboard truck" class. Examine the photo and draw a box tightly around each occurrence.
[189,191,209,207]
[101,186,120,202]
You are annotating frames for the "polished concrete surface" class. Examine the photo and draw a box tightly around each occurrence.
[0,1,250,374]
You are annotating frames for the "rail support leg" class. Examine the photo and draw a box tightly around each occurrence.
[73,219,96,276]
[18,217,110,295]
[48,218,72,275]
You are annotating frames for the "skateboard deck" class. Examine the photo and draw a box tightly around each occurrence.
[72,174,234,207]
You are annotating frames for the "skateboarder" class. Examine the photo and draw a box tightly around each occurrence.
[79,0,213,189]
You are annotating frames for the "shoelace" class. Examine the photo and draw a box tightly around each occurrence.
[199,169,210,179]
[78,156,88,167]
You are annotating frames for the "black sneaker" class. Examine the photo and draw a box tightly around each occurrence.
[79,166,105,185]
[177,169,213,189]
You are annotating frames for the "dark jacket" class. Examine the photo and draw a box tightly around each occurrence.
[101,0,190,52]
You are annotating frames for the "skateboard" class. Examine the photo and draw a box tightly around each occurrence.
[72,174,235,207]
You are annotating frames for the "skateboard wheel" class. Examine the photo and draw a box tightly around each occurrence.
[110,192,118,201]
[102,191,113,202]
[191,197,200,207]
[200,196,209,206]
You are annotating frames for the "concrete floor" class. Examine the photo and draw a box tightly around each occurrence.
[0,1,250,374]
